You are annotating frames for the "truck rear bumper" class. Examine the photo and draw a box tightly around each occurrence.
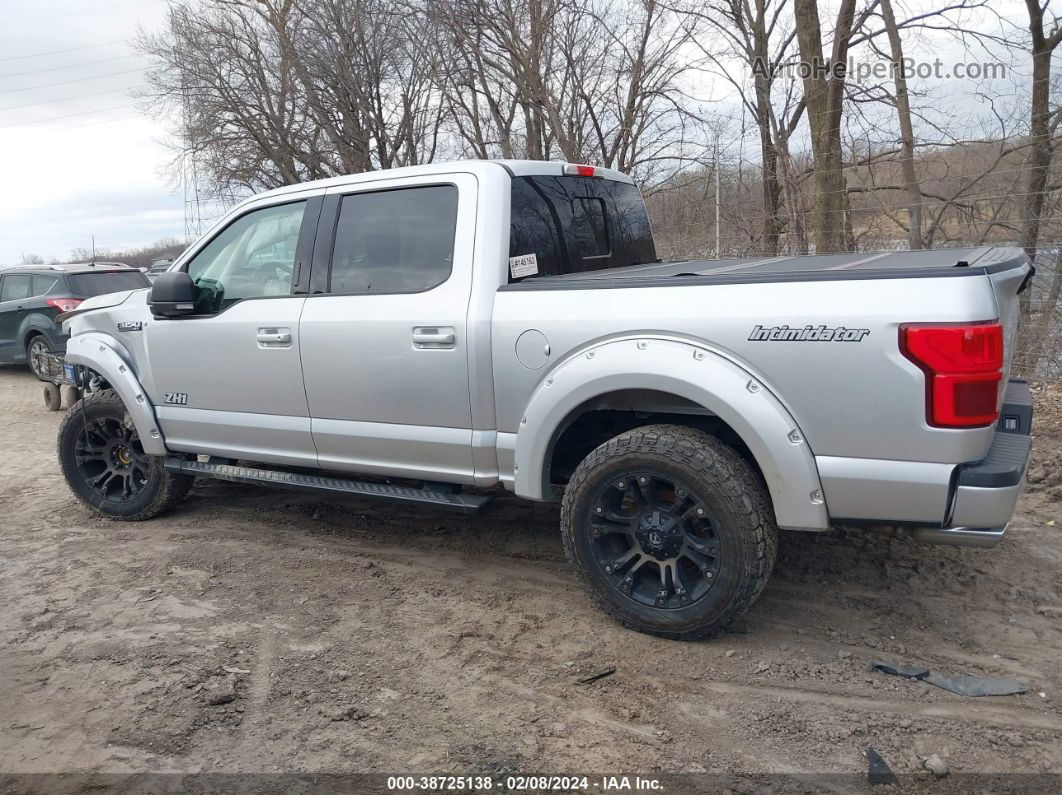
[822,379,1032,546]
[908,524,1008,548]
[947,421,1031,530]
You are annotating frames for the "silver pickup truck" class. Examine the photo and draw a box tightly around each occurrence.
[57,159,1033,639]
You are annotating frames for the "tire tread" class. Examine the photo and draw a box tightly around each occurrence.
[58,389,193,521]
[560,424,777,640]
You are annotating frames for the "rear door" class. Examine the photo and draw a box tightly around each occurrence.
[0,273,34,358]
[145,197,323,467]
[299,173,478,482]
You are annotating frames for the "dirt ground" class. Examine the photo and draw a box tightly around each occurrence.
[1,365,1061,789]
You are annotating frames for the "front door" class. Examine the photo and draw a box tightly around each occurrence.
[299,174,477,482]
[145,198,321,467]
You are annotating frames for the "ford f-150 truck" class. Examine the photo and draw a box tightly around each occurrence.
[56,159,1033,639]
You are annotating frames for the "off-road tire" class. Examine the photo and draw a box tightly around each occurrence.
[58,389,193,520]
[561,424,777,640]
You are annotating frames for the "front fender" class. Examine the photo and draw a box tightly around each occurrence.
[64,333,167,456]
[513,337,829,531]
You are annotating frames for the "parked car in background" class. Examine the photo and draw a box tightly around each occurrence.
[144,259,174,283]
[0,263,150,378]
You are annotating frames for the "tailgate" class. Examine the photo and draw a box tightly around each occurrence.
[978,248,1033,378]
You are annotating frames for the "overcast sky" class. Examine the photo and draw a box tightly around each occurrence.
[0,0,1029,267]
[0,0,175,265]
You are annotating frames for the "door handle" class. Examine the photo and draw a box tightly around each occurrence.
[412,326,456,349]
[257,327,292,347]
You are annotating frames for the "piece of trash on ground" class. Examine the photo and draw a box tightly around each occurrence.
[576,667,616,685]
[872,660,1028,696]
[866,747,898,785]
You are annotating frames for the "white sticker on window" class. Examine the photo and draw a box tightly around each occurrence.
[509,253,539,279]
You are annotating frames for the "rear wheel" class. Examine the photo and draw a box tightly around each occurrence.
[58,390,193,520]
[26,335,51,380]
[561,424,777,640]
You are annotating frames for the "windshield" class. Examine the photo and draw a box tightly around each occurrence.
[66,270,150,297]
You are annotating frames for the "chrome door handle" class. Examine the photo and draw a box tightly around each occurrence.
[412,326,456,349]
[257,328,292,347]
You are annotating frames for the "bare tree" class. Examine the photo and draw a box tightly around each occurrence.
[1021,0,1062,262]
[682,0,800,255]
[792,0,877,252]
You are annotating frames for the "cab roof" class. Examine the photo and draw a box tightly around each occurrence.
[1,262,131,274]
[242,159,636,209]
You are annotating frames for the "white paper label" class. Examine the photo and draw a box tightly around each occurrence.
[509,253,539,279]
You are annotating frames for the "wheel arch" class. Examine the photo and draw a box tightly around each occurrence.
[21,317,55,349]
[512,337,829,531]
[63,332,167,456]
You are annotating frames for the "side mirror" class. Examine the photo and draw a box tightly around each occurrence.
[149,271,197,318]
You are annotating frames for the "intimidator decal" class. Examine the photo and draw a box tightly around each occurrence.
[748,324,871,342]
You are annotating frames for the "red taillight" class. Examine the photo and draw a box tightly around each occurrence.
[900,322,1004,427]
[47,297,83,312]
[563,163,597,177]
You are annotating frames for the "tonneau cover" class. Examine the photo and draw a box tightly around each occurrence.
[505,246,1028,289]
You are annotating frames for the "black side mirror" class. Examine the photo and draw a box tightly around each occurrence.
[149,271,197,318]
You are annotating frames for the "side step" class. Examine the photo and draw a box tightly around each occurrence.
[164,458,493,515]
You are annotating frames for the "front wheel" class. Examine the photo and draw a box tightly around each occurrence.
[58,390,193,520]
[561,424,777,640]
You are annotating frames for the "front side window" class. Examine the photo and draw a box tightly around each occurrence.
[0,274,32,302]
[329,185,458,294]
[185,201,306,313]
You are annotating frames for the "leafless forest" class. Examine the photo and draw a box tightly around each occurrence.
[120,0,1062,377]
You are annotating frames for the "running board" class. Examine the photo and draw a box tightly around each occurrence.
[164,458,492,515]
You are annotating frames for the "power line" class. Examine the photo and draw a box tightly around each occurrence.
[7,2,162,25]
[0,68,146,96]
[0,85,143,113]
[0,54,142,80]
[0,85,142,113]
[0,103,136,130]
[52,113,144,132]
[0,40,128,62]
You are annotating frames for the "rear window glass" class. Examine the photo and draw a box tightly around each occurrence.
[32,275,56,296]
[508,176,656,279]
[330,185,458,294]
[66,270,150,297]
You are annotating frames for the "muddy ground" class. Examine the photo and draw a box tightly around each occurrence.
[1,365,1061,790]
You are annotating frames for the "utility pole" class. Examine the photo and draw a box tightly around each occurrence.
[714,133,722,259]
[91,235,96,263]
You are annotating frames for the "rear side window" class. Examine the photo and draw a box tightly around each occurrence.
[508,176,656,279]
[0,274,32,301]
[32,275,56,296]
[329,185,458,294]
[66,271,150,297]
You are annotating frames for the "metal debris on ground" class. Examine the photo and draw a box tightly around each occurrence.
[576,667,616,685]
[872,660,1028,696]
